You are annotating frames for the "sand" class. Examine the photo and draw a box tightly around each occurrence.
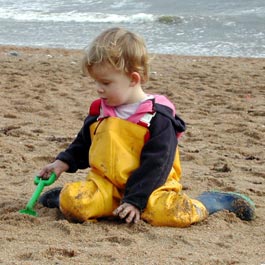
[0,45,265,265]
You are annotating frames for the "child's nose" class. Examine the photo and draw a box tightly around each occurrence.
[97,87,104,94]
[96,84,104,94]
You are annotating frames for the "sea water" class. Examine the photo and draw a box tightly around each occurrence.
[0,0,264,57]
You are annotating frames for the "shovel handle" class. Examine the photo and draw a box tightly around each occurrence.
[34,173,57,186]
[20,173,57,215]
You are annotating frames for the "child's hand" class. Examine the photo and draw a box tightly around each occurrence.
[38,160,69,180]
[113,202,140,224]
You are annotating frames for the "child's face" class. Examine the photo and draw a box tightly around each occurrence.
[89,63,136,107]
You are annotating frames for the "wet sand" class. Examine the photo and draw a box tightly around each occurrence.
[0,46,265,265]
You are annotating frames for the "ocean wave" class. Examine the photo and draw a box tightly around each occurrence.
[0,8,155,23]
[0,7,183,25]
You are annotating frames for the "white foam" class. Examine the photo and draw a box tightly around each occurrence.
[0,8,155,23]
[110,0,149,9]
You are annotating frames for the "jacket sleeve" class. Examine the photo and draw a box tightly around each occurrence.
[56,115,97,172]
[122,111,184,210]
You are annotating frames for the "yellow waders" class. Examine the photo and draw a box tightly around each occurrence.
[59,117,208,226]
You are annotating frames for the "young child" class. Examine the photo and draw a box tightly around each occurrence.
[39,27,255,227]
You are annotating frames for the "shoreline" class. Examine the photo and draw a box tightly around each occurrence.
[1,44,265,60]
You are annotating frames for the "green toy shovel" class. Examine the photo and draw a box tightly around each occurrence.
[19,173,56,216]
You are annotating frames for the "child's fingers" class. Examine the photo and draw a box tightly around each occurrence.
[125,211,136,223]
[119,208,129,219]
[113,203,140,224]
[133,211,140,223]
[38,167,53,179]
[112,205,123,216]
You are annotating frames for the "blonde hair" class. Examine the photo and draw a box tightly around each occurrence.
[82,27,150,83]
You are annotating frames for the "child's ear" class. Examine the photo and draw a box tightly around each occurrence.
[130,72,141,86]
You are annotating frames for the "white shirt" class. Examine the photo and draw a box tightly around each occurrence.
[115,95,154,119]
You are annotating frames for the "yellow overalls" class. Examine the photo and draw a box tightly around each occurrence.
[59,117,208,227]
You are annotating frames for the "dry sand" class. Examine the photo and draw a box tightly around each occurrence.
[0,46,265,265]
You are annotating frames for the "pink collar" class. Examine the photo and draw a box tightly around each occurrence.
[99,94,176,124]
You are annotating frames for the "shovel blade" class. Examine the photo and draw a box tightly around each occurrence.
[19,208,37,217]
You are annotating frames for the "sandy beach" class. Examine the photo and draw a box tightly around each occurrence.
[0,45,265,265]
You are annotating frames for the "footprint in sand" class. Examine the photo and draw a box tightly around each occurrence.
[97,236,134,246]
[3,113,17,119]
[32,155,55,163]
[45,247,77,258]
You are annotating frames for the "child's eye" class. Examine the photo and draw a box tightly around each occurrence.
[94,80,110,86]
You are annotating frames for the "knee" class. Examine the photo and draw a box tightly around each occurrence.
[59,180,104,222]
[142,192,207,227]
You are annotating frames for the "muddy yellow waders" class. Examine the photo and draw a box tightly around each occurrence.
[59,117,207,226]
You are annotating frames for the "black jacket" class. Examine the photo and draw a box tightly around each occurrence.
[57,102,186,210]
